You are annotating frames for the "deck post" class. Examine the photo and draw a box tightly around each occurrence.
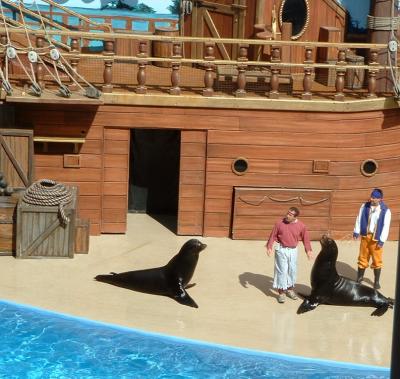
[69,38,80,91]
[136,40,148,94]
[269,45,281,99]
[170,42,182,95]
[203,42,215,97]
[35,36,45,89]
[367,49,379,98]
[235,44,248,98]
[334,48,346,101]
[102,40,114,93]
[302,46,313,100]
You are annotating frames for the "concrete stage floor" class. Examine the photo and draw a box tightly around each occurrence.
[0,214,397,367]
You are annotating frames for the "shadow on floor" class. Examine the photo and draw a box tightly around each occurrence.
[148,213,177,234]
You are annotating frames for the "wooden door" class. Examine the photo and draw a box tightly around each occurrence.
[189,0,247,60]
[0,128,34,191]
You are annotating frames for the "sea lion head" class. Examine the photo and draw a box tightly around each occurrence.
[318,234,338,262]
[179,239,207,257]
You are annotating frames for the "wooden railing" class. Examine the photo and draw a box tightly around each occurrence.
[1,28,397,104]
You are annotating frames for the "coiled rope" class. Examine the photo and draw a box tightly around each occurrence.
[367,15,400,31]
[22,179,73,226]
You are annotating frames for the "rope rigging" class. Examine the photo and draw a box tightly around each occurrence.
[22,179,73,226]
[0,0,101,99]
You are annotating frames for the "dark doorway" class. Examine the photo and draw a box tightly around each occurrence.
[128,129,180,232]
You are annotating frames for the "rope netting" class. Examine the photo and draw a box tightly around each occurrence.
[22,179,73,225]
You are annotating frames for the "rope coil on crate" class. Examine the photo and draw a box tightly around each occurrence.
[22,179,73,225]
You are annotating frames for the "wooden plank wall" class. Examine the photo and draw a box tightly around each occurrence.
[232,188,332,240]
[102,128,130,233]
[178,130,207,235]
[16,105,104,235]
[204,109,400,240]
[15,104,400,241]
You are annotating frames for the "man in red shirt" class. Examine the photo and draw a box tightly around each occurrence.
[266,207,313,303]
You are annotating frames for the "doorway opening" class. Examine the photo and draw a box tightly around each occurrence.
[128,129,181,233]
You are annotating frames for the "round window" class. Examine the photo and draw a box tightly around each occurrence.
[279,0,310,40]
[361,159,378,177]
[232,157,249,175]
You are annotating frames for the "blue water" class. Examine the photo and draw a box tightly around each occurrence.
[0,299,390,379]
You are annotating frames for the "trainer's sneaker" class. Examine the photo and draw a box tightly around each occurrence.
[277,293,286,303]
[286,289,298,300]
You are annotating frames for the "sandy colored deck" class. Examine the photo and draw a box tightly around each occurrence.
[0,214,397,367]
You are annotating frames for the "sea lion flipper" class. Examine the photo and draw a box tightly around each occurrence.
[171,278,199,308]
[173,291,199,308]
[371,304,390,316]
[185,283,196,289]
[297,297,319,314]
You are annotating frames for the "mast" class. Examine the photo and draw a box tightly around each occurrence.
[368,0,398,93]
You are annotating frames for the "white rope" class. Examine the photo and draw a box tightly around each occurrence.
[31,0,101,98]
[367,15,400,30]
[23,179,73,225]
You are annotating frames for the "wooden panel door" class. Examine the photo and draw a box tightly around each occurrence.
[190,0,247,60]
[0,128,34,191]
[177,130,207,235]
[232,187,332,240]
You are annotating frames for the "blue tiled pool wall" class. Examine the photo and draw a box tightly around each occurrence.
[0,299,390,379]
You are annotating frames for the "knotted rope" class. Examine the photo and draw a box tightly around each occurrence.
[22,179,73,226]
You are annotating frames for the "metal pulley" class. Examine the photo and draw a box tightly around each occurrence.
[85,86,101,99]
[30,82,42,96]
[28,50,38,63]
[1,79,12,95]
[58,84,71,98]
[6,46,16,59]
[49,48,60,61]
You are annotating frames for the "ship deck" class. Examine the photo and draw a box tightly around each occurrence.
[0,214,396,368]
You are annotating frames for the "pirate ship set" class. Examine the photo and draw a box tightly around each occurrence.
[0,0,398,246]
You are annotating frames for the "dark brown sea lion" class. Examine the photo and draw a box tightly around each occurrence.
[95,239,207,308]
[297,235,393,316]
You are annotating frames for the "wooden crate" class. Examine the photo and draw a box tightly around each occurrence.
[16,187,77,258]
[75,218,90,254]
[0,194,20,255]
[0,129,34,191]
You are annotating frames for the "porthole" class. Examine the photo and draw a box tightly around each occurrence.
[232,157,249,175]
[361,159,378,177]
[279,0,310,40]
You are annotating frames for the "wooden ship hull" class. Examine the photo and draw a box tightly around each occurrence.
[0,0,399,241]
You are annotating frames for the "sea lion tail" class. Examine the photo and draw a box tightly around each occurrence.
[94,273,117,283]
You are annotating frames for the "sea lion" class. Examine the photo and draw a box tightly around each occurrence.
[297,235,393,316]
[95,239,207,308]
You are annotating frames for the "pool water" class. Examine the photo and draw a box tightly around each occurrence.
[0,300,389,378]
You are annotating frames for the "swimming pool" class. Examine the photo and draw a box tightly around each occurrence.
[0,300,389,378]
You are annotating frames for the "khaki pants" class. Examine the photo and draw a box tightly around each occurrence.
[358,234,383,269]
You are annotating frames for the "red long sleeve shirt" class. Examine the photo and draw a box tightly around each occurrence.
[266,218,312,252]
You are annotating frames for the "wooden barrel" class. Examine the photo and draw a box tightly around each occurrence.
[345,54,365,90]
[152,27,179,68]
